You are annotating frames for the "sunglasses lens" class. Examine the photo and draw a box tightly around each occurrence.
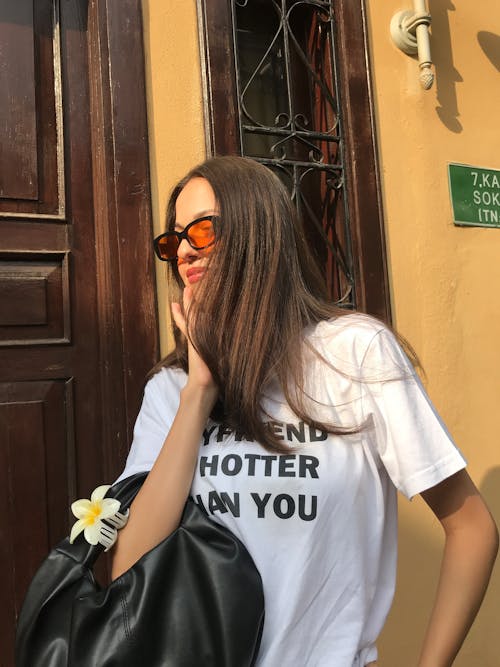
[188,219,216,249]
[156,234,179,261]
[154,218,216,261]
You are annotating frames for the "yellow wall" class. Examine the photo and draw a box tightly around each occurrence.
[366,1,500,664]
[143,1,499,664]
[142,0,206,353]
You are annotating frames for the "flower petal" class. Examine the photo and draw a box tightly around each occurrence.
[84,522,102,545]
[91,485,111,503]
[99,498,121,519]
[70,519,86,544]
[71,499,92,519]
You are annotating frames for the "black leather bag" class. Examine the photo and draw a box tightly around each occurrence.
[15,472,265,667]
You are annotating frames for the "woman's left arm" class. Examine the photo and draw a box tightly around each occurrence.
[417,469,498,667]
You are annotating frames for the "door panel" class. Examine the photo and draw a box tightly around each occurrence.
[0,253,70,344]
[0,1,61,215]
[0,378,75,665]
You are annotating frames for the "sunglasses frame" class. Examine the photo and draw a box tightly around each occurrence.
[153,215,218,262]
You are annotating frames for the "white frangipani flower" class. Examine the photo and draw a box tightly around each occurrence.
[70,485,121,548]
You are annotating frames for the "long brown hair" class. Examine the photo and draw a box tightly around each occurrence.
[155,156,391,452]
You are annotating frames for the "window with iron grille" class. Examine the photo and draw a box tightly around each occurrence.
[198,0,390,320]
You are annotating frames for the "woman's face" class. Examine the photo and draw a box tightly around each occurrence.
[174,177,218,287]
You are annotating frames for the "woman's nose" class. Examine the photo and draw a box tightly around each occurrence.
[176,237,199,262]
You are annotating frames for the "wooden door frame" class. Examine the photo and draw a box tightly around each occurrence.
[87,0,159,479]
[197,0,391,322]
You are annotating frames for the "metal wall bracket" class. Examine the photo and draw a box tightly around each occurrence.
[390,2,434,90]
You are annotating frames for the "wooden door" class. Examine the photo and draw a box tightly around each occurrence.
[0,1,158,664]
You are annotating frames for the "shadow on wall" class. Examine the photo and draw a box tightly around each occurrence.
[379,467,500,667]
[477,32,500,72]
[429,0,463,133]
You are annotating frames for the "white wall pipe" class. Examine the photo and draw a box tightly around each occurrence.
[390,2,434,89]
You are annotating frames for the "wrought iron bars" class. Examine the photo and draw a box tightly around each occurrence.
[232,0,355,307]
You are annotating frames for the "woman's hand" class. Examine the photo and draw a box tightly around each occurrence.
[111,287,219,580]
[171,286,218,403]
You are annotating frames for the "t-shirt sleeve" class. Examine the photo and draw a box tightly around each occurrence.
[361,327,466,499]
[114,368,185,483]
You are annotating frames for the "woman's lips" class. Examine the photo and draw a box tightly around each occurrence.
[186,267,206,284]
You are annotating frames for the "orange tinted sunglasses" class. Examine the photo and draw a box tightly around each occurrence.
[153,216,217,262]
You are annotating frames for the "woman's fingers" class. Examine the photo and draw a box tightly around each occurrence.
[171,302,186,336]
[182,285,193,315]
[171,286,194,338]
[172,287,217,392]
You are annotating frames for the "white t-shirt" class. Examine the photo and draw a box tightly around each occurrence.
[116,314,466,667]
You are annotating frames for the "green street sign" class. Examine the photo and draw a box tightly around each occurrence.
[448,163,500,228]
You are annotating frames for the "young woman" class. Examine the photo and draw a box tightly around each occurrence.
[111,156,498,666]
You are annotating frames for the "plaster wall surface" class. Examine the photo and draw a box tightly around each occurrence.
[366,1,500,664]
[142,0,206,353]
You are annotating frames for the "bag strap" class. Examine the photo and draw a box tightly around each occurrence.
[107,471,149,510]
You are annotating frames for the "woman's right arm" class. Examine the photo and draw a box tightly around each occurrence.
[111,287,217,580]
